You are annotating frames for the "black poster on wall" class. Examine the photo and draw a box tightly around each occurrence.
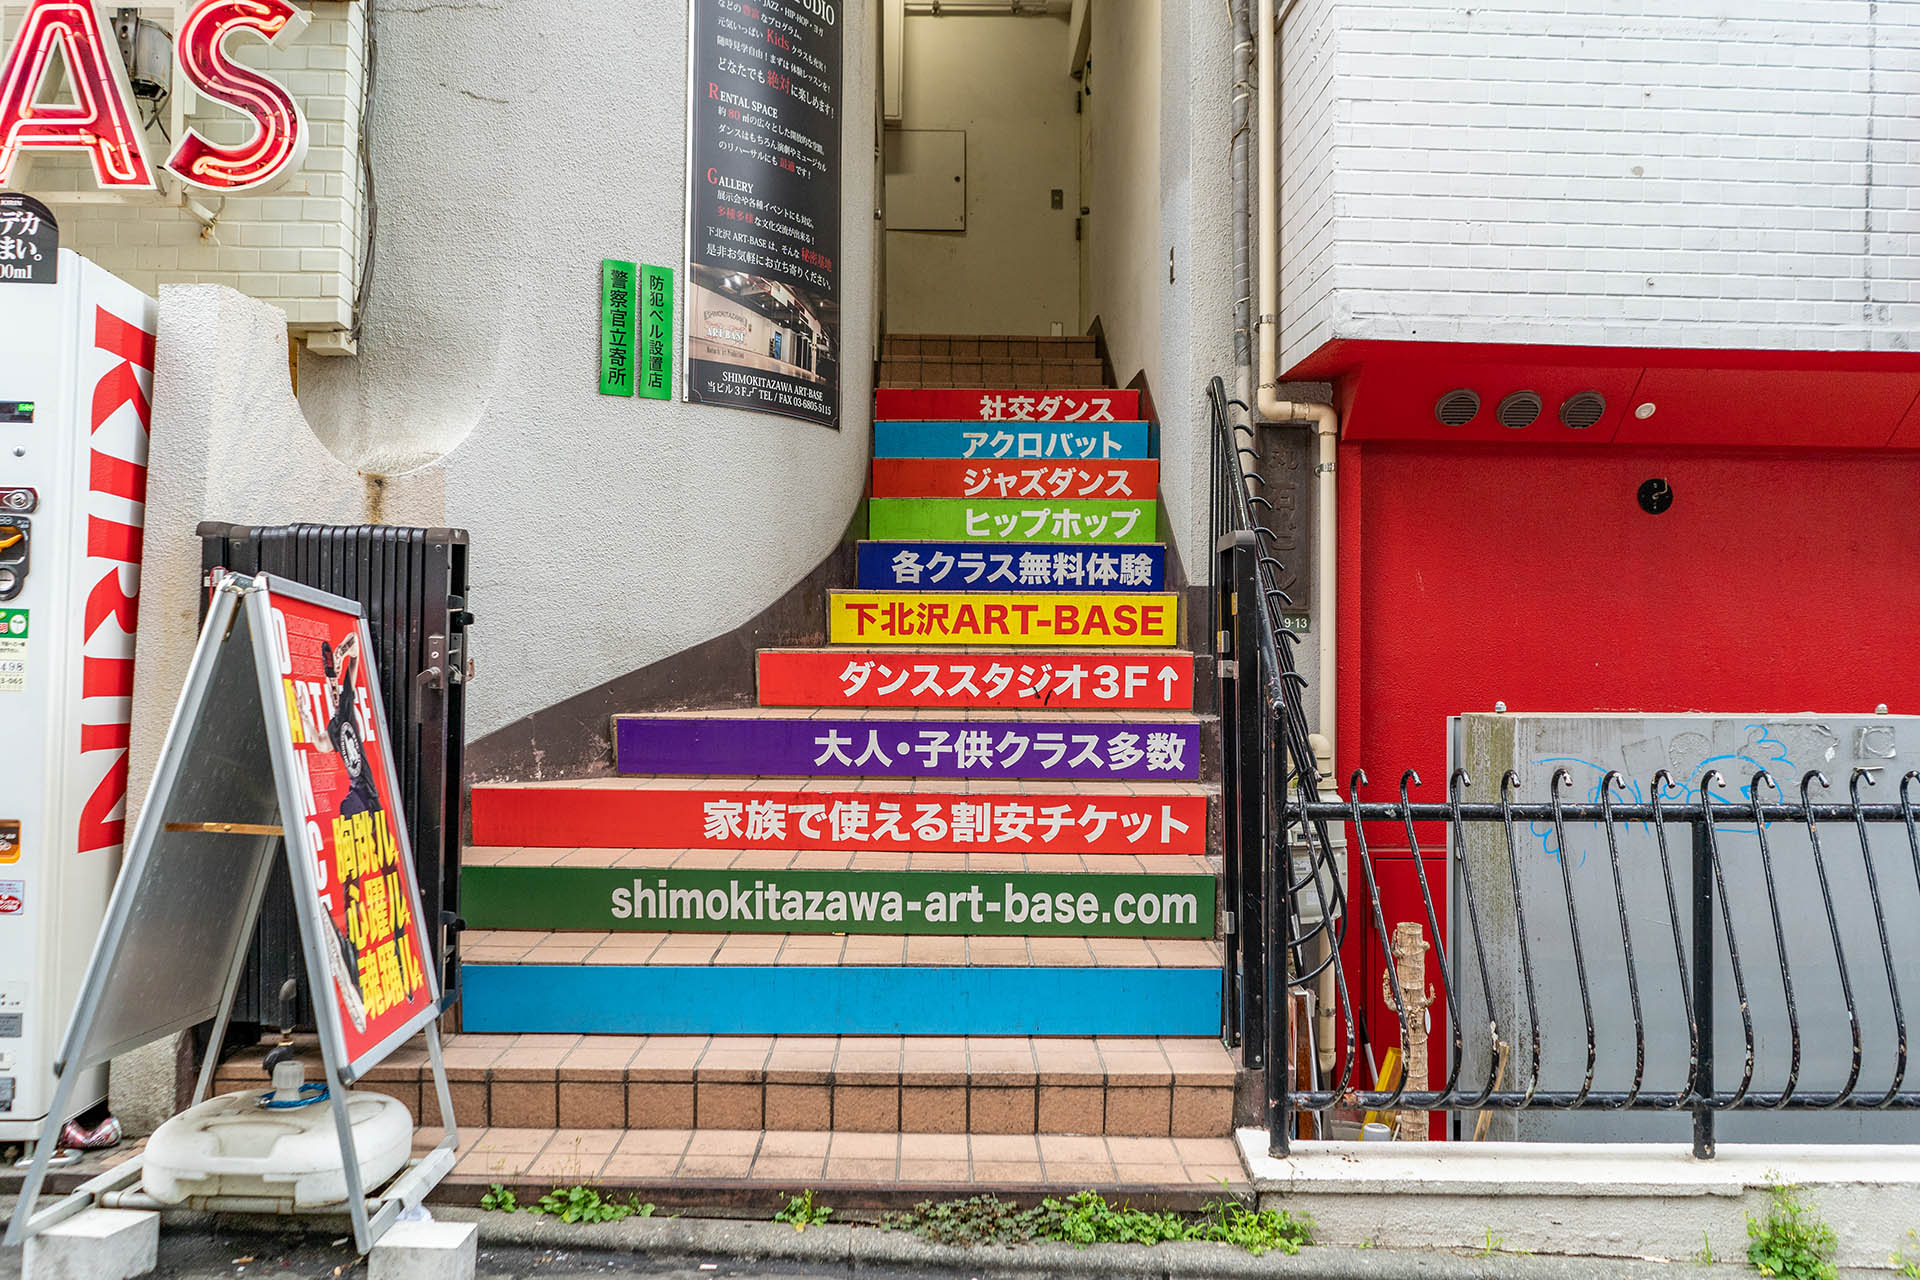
[0,193,57,285]
[684,0,843,430]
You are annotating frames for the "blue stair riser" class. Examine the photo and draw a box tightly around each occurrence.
[875,421,1151,460]
[462,965,1221,1036]
[858,541,1167,592]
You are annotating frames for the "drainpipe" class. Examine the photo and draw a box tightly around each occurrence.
[1254,0,1337,772]
[1231,0,1253,418]
[1255,0,1341,1077]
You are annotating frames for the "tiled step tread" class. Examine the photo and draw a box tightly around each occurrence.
[462,931,1220,969]
[218,1036,1239,1141]
[220,1033,1233,1088]
[614,709,1204,723]
[477,777,1214,797]
[886,334,1100,354]
[881,373,1109,390]
[432,1128,1246,1194]
[467,848,1216,875]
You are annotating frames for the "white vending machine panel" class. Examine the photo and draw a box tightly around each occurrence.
[0,249,156,1139]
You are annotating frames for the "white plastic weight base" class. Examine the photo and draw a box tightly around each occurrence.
[141,1087,411,1208]
[24,1208,158,1280]
[369,1219,476,1280]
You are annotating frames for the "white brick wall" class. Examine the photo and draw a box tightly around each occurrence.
[4,2,366,340]
[1279,0,1338,362]
[1279,0,1920,366]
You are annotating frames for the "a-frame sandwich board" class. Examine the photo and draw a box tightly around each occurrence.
[5,572,458,1253]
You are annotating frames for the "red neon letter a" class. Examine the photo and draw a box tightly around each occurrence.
[0,0,155,188]
[166,0,308,192]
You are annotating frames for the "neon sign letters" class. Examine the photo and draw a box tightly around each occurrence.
[0,0,311,194]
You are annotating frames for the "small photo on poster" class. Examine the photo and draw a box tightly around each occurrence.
[687,265,839,422]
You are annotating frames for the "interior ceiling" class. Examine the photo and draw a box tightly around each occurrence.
[1286,339,1920,450]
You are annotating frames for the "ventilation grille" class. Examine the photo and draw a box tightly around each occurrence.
[1434,389,1480,427]
[1560,391,1607,430]
[1496,391,1543,430]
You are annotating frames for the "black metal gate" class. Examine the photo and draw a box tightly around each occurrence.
[196,523,471,1033]
[1207,376,1920,1157]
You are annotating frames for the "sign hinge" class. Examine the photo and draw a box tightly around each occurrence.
[1218,659,1239,679]
[1224,911,1237,935]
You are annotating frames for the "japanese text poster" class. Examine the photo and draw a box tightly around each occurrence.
[685,0,842,428]
[263,588,436,1067]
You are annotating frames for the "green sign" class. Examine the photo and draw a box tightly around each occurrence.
[599,259,637,396]
[463,867,1215,938]
[639,264,673,401]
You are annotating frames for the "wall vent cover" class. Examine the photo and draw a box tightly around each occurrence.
[1496,391,1543,429]
[1560,391,1607,430]
[1434,389,1480,426]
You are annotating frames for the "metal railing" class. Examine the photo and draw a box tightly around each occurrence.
[1207,378,1920,1157]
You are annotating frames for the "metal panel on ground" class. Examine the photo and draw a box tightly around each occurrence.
[1451,712,1920,1144]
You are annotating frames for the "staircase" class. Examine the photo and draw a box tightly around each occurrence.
[284,347,1242,1203]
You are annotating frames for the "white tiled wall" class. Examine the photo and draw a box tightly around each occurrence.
[1278,0,1919,366]
[5,1,366,342]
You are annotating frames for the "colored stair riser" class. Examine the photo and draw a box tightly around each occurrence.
[614,716,1200,780]
[858,542,1167,592]
[874,420,1150,460]
[875,387,1141,421]
[461,965,1221,1036]
[470,786,1208,854]
[830,592,1178,647]
[463,867,1216,937]
[870,499,1155,544]
[871,459,1159,500]
[758,651,1196,710]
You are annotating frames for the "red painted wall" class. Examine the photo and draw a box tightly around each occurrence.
[1336,441,1920,1105]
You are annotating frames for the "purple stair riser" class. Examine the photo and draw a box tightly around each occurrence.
[614,716,1201,781]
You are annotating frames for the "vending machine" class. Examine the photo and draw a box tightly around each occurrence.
[0,236,156,1143]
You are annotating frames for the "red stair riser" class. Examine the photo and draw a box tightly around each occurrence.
[871,459,1158,500]
[471,785,1207,854]
[757,651,1195,710]
[875,388,1142,421]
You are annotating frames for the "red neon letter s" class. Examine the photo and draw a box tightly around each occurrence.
[0,0,155,188]
[166,0,309,192]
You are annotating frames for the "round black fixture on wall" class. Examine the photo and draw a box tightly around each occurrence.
[1560,391,1607,430]
[1638,478,1674,515]
[1434,389,1480,426]
[1496,391,1542,429]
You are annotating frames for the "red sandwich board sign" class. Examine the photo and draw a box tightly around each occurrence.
[6,573,456,1254]
[264,583,437,1069]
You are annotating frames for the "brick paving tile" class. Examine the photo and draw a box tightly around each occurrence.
[967,1134,1039,1162]
[826,1130,897,1159]
[685,1129,762,1156]
[758,1130,833,1158]
[469,1128,557,1153]
[822,1156,899,1181]
[614,1129,694,1156]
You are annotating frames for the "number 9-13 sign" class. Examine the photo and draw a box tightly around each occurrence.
[0,0,312,193]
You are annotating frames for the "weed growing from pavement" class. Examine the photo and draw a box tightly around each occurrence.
[1895,1230,1920,1279]
[882,1190,1313,1256]
[775,1189,832,1232]
[478,1183,657,1224]
[1746,1184,1837,1280]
